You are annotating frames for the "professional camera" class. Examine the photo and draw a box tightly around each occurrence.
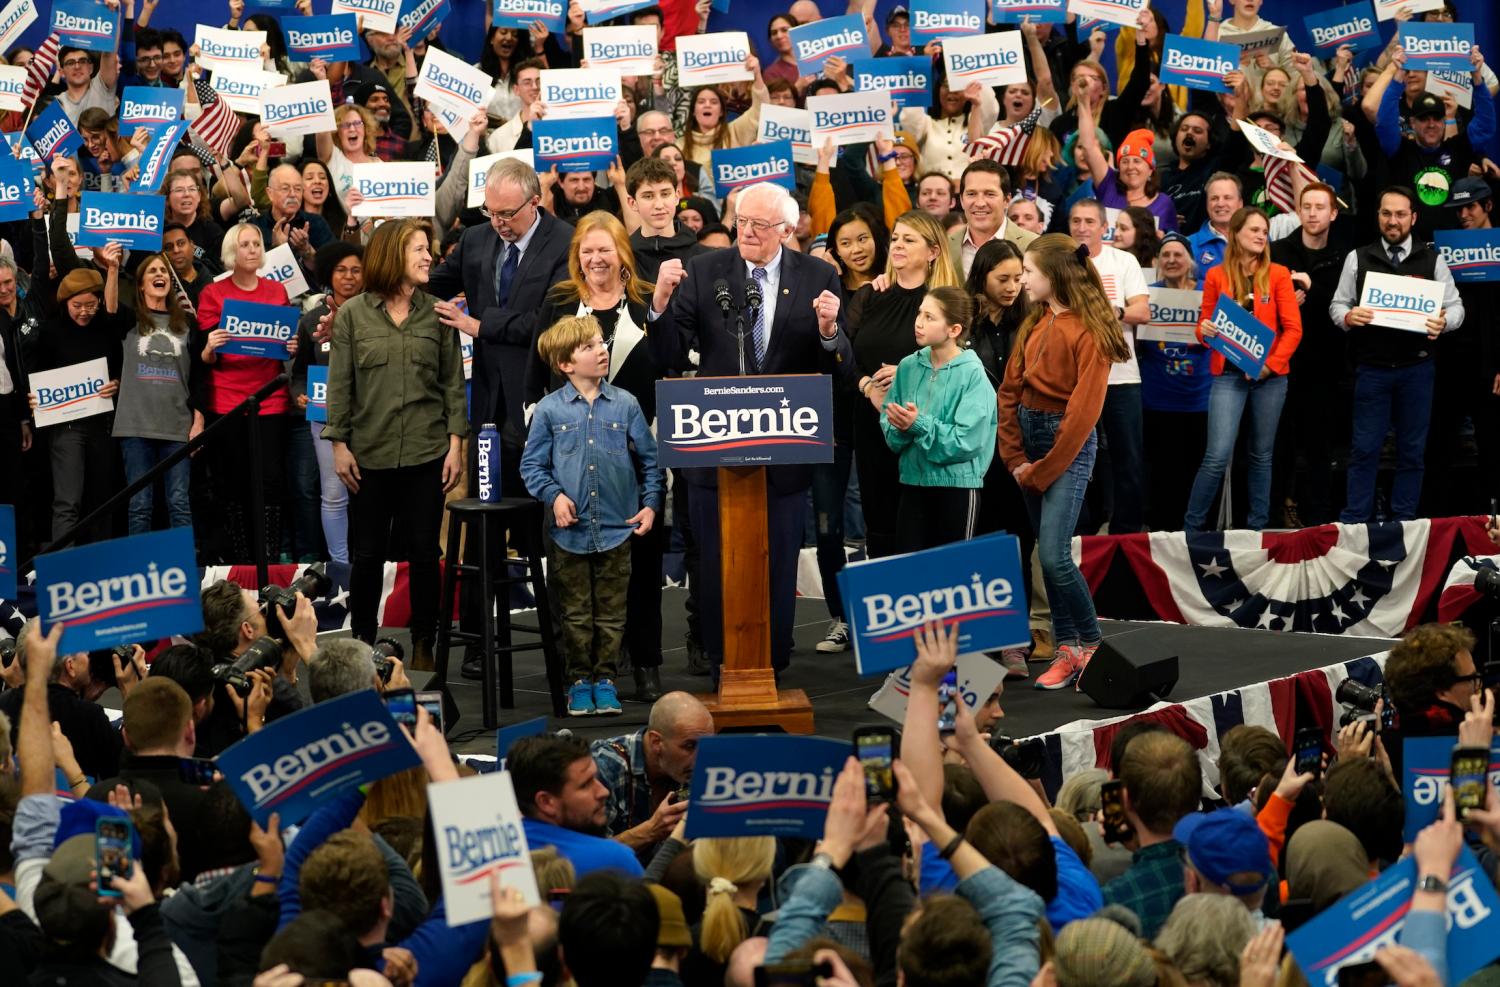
[258,564,332,622]
[992,734,1047,780]
[210,635,283,695]
[87,644,140,690]
[0,638,14,668]
[1336,677,1398,731]
[372,637,404,685]
[1476,565,1500,598]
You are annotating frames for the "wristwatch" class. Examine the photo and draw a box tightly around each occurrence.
[1416,874,1449,894]
[810,851,836,871]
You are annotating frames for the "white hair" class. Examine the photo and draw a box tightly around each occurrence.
[220,222,264,270]
[738,183,798,227]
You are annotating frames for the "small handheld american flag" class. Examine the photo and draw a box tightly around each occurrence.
[967,102,1047,167]
[189,75,242,162]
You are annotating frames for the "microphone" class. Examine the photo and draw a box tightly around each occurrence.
[713,279,735,316]
[744,277,763,313]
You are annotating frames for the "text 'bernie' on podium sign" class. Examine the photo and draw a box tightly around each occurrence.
[654,375,834,468]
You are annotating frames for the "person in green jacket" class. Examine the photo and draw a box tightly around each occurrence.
[881,285,999,552]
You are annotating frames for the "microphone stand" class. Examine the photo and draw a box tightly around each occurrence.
[734,304,748,376]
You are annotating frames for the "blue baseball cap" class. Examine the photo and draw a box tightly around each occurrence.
[1173,808,1273,893]
[54,798,142,858]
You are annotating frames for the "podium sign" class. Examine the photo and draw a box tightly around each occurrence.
[655,375,834,468]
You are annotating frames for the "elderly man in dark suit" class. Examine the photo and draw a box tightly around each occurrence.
[648,182,854,675]
[430,158,572,679]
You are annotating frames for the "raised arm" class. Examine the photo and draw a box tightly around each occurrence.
[950,700,1057,835]
[899,620,960,811]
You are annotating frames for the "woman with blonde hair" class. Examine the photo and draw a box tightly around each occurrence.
[1183,206,1301,532]
[683,836,775,983]
[847,210,963,559]
[999,234,1129,692]
[529,210,664,702]
[1037,916,1188,987]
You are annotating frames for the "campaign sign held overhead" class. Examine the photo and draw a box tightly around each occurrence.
[330,0,400,33]
[0,65,23,112]
[219,300,299,360]
[284,15,362,63]
[1159,35,1237,94]
[1358,270,1445,333]
[429,771,541,926]
[655,375,834,468]
[1400,21,1473,73]
[76,191,164,251]
[262,81,337,138]
[676,32,753,86]
[867,651,1007,725]
[1285,847,1500,986]
[27,102,82,163]
[398,0,450,37]
[838,531,1029,675]
[415,47,495,120]
[711,141,795,199]
[582,25,657,76]
[1401,736,1500,841]
[849,57,932,111]
[217,689,421,827]
[532,117,617,173]
[1436,229,1500,283]
[1374,0,1441,21]
[942,30,1028,89]
[540,68,623,121]
[0,0,39,55]
[909,0,984,45]
[1302,2,1381,55]
[121,87,183,124]
[580,0,657,26]
[36,527,202,653]
[685,736,852,840]
[757,105,815,165]
[1066,0,1146,29]
[212,68,286,115]
[132,122,189,195]
[195,25,265,73]
[1204,295,1274,378]
[990,0,1066,24]
[467,150,533,208]
[52,0,119,52]
[0,504,16,601]
[351,162,437,217]
[305,366,329,423]
[790,13,868,76]
[492,0,565,33]
[0,152,36,223]
[808,90,895,148]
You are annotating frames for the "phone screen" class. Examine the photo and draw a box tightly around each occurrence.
[384,689,417,729]
[1452,746,1489,820]
[855,731,895,802]
[415,690,445,733]
[755,963,819,987]
[937,671,958,734]
[1100,779,1134,844]
[1293,728,1323,779]
[96,817,133,895]
[177,757,216,786]
[1336,960,1392,987]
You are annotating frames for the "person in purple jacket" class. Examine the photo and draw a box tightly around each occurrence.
[1076,94,1181,235]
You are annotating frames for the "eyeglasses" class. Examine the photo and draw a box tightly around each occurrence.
[1454,673,1486,689]
[638,126,673,138]
[735,216,784,234]
[482,198,536,222]
[62,57,92,68]
[137,54,161,64]
[339,121,364,131]
[69,300,99,315]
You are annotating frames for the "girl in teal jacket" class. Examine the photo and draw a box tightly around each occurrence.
[881,286,999,551]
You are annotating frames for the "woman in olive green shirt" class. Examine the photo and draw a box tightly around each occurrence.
[323,218,466,661]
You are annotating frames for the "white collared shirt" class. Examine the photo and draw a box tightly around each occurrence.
[746,249,783,348]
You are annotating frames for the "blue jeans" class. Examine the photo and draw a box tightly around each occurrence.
[119,437,191,535]
[1341,361,1435,523]
[809,439,853,620]
[284,417,322,560]
[309,421,349,563]
[1019,407,1100,647]
[1184,373,1288,531]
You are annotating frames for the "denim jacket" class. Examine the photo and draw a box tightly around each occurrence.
[521,380,665,555]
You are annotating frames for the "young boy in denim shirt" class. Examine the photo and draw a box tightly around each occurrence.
[521,315,664,716]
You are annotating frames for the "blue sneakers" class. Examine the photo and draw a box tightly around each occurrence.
[568,679,595,716]
[593,679,623,715]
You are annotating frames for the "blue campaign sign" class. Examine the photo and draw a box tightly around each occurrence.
[218,299,299,360]
[1400,736,1500,841]
[1302,2,1381,55]
[909,0,984,44]
[495,715,548,762]
[1286,847,1500,985]
[1159,35,1238,94]
[582,0,656,25]
[120,87,184,124]
[216,689,422,826]
[790,13,867,75]
[655,374,834,468]
[27,102,81,163]
[1204,295,1274,378]
[711,141,794,198]
[532,116,617,173]
[305,365,329,423]
[75,191,164,252]
[0,152,36,223]
[51,0,120,52]
[1436,228,1500,283]
[399,0,450,37]
[35,527,202,653]
[849,56,932,111]
[685,735,852,840]
[989,0,1065,24]
[0,504,15,601]
[1400,21,1474,73]
[284,15,363,63]
[838,531,1029,675]
[132,122,189,195]
[492,0,564,32]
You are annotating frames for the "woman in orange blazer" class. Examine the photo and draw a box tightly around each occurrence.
[1183,207,1302,532]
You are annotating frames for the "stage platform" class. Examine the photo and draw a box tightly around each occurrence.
[423,590,1397,765]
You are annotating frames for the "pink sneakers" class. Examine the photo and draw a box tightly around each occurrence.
[1034,642,1101,691]
[1073,641,1100,692]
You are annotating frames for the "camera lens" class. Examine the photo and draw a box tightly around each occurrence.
[1335,678,1381,712]
[1477,566,1500,598]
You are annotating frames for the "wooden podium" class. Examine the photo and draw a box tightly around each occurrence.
[655,375,832,734]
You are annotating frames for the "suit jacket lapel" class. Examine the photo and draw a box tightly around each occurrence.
[514,213,551,285]
[765,251,798,369]
[481,230,499,307]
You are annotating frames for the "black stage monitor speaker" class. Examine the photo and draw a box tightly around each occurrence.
[1077,636,1180,709]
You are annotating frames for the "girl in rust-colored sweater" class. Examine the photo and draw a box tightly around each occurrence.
[999,233,1130,691]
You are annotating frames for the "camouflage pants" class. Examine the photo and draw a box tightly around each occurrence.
[549,536,632,683]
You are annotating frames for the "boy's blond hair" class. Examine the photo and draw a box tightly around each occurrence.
[537,314,602,374]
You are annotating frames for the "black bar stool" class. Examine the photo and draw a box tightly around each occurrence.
[433,498,564,728]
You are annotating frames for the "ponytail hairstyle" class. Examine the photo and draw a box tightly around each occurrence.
[693,836,775,963]
[886,209,963,290]
[926,285,976,345]
[1013,233,1130,366]
[1220,207,1272,308]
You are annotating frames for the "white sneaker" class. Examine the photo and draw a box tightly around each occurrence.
[816,619,851,653]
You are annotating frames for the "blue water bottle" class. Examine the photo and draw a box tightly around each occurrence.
[476,423,500,502]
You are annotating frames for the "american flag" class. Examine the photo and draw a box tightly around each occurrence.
[1264,155,1321,216]
[189,76,241,162]
[22,34,61,108]
[425,135,443,179]
[967,103,1046,167]
[167,264,197,321]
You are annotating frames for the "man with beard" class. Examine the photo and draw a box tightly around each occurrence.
[591,692,715,855]
[354,81,415,162]
[1425,177,1500,513]
[1162,113,1220,234]
[510,735,646,878]
[545,169,623,225]
[1272,183,1353,525]
[251,165,334,279]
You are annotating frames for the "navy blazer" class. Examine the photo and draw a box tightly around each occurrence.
[427,210,574,442]
[650,246,855,492]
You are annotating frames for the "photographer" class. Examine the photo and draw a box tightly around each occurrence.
[305,638,411,703]
[1383,623,1482,737]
